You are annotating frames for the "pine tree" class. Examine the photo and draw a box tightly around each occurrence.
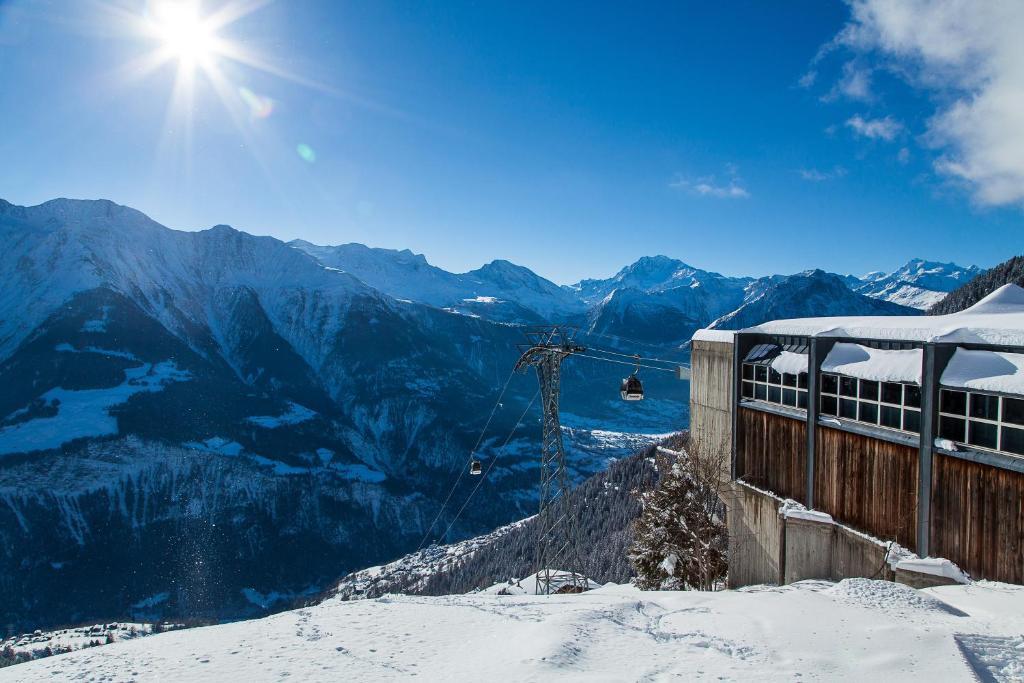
[628,446,728,591]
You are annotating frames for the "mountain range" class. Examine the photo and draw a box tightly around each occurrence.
[0,197,985,631]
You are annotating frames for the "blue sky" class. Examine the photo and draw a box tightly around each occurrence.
[0,0,1021,283]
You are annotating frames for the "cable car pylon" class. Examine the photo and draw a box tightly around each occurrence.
[514,325,589,595]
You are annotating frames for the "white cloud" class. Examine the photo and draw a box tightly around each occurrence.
[799,167,848,182]
[670,166,750,199]
[897,147,910,164]
[821,62,874,101]
[846,114,903,140]
[834,0,1024,206]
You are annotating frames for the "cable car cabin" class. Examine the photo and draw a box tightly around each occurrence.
[469,460,482,475]
[620,375,644,401]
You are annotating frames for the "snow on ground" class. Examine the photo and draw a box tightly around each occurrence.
[4,579,1023,682]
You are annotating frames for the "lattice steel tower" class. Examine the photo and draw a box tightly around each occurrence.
[514,326,589,595]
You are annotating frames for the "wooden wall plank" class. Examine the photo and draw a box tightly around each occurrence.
[931,453,1024,584]
[736,408,806,504]
[814,425,919,553]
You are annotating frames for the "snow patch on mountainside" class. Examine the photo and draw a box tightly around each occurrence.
[0,361,191,455]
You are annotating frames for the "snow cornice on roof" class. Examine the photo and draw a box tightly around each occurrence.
[739,284,1024,348]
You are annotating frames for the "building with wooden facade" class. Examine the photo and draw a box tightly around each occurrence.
[690,284,1024,587]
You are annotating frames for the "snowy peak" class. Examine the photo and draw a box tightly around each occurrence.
[854,258,985,310]
[572,255,726,303]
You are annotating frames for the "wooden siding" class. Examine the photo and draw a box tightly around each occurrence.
[814,425,919,553]
[931,453,1024,584]
[736,407,806,503]
[690,340,734,481]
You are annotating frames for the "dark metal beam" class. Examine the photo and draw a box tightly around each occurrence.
[917,342,956,556]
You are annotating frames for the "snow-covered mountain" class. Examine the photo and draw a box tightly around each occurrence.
[853,259,985,310]
[710,270,919,330]
[289,240,584,323]
[0,199,677,633]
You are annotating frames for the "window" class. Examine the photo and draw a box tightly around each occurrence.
[742,362,808,410]
[939,388,1024,456]
[820,373,920,434]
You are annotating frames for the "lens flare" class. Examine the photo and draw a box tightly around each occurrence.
[239,86,275,119]
[296,144,316,163]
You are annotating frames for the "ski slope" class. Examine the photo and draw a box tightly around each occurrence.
[3,579,1022,682]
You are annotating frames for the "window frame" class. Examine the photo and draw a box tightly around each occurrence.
[820,372,921,435]
[938,387,1024,457]
[741,362,808,411]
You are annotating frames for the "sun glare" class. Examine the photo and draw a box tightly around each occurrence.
[150,1,217,67]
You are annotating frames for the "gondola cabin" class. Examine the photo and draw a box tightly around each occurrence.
[620,375,644,401]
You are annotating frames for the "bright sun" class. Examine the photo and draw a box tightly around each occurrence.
[149,1,218,68]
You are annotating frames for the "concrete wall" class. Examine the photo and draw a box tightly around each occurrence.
[725,483,783,588]
[690,339,734,482]
[728,482,896,587]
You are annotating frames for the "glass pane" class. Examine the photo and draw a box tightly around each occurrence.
[821,374,837,394]
[941,389,967,415]
[783,388,796,406]
[1004,397,1024,426]
[1001,426,1024,455]
[742,381,754,399]
[939,415,966,441]
[880,405,901,429]
[904,385,921,408]
[840,398,857,420]
[903,409,920,433]
[968,420,998,450]
[742,364,754,380]
[755,383,767,400]
[859,401,878,424]
[969,393,999,421]
[821,395,837,416]
[768,367,782,384]
[768,385,781,403]
[840,376,858,398]
[798,372,808,389]
[755,365,767,382]
[859,380,879,401]
[797,391,808,409]
[783,373,797,387]
[881,382,902,405]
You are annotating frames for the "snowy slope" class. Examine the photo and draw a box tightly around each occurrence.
[853,258,985,310]
[3,579,1022,682]
[334,518,531,600]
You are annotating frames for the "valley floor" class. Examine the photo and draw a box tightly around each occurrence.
[2,579,1022,682]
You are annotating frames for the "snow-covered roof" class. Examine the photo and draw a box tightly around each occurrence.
[691,328,735,343]
[822,343,923,384]
[742,284,1024,347]
[941,348,1024,395]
